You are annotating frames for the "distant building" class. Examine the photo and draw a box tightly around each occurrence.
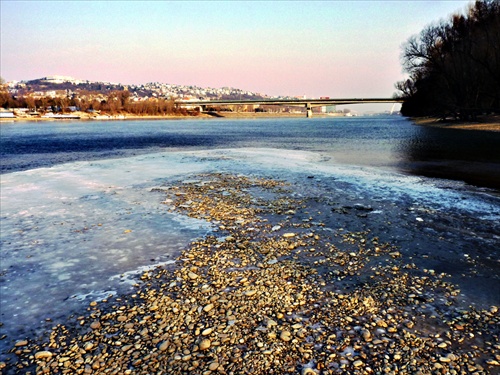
[0,110,15,118]
[40,75,85,84]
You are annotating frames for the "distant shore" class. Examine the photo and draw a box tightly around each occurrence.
[1,111,356,122]
[412,115,500,132]
[5,112,500,130]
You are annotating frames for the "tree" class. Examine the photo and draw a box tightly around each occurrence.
[396,0,500,119]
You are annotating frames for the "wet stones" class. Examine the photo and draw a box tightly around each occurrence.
[280,330,292,342]
[34,351,53,360]
[199,339,211,350]
[7,173,500,375]
[14,340,28,347]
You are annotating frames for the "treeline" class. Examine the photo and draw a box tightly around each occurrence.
[0,89,197,116]
[396,0,500,120]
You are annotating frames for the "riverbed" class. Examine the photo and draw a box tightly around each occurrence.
[1,116,499,373]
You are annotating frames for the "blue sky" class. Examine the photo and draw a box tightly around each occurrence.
[1,0,473,102]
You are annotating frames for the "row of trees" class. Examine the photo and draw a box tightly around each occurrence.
[396,0,500,120]
[0,88,197,116]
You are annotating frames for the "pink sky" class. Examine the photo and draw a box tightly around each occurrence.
[1,0,473,106]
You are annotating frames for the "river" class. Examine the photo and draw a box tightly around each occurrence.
[1,116,499,368]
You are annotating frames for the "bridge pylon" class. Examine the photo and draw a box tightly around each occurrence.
[306,103,312,118]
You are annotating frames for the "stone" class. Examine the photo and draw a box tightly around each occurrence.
[203,303,214,312]
[159,341,170,352]
[201,328,213,336]
[35,351,53,360]
[208,362,219,371]
[280,330,292,341]
[199,339,211,350]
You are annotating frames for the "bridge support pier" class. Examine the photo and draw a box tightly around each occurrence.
[306,103,312,118]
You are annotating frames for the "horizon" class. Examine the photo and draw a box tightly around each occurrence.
[1,0,473,112]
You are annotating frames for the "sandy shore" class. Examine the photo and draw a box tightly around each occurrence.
[412,116,500,132]
[4,173,499,374]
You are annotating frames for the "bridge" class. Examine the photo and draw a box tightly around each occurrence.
[179,98,404,117]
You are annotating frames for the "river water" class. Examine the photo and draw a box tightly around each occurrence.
[1,116,499,364]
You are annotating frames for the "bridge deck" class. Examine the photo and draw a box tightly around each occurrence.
[180,98,403,107]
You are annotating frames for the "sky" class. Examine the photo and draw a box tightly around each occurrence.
[1,0,473,109]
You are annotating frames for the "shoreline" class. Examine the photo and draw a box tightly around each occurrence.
[1,111,362,122]
[4,173,499,374]
[412,115,500,132]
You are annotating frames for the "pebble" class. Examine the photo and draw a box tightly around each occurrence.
[159,341,169,351]
[9,174,500,375]
[203,303,214,312]
[199,339,211,350]
[34,351,53,360]
[208,362,219,371]
[280,330,292,341]
[302,368,318,375]
[201,327,214,336]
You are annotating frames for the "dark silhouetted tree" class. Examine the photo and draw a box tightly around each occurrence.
[396,0,500,120]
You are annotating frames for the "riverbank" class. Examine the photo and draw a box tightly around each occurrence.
[4,173,499,374]
[1,110,352,122]
[0,111,211,122]
[413,115,500,132]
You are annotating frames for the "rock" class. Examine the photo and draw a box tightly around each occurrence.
[201,327,214,336]
[353,360,364,367]
[203,303,214,312]
[159,341,170,352]
[90,321,101,330]
[208,362,219,371]
[302,368,317,375]
[15,340,28,347]
[353,204,373,211]
[282,233,296,238]
[188,271,199,280]
[280,330,292,341]
[361,330,372,341]
[199,339,211,350]
[267,319,278,328]
[34,351,53,360]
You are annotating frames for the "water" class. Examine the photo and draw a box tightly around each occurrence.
[2,117,500,188]
[1,116,499,363]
